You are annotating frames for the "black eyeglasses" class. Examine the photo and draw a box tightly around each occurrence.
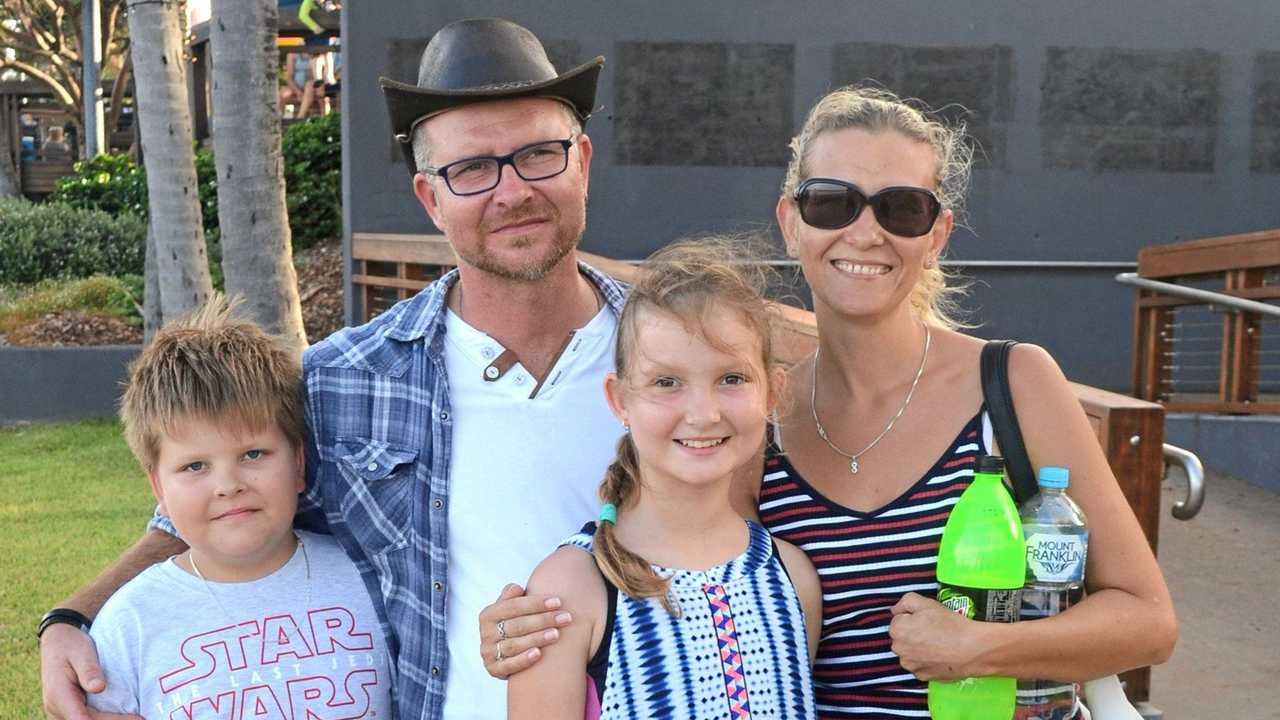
[423,134,577,196]
[793,178,941,236]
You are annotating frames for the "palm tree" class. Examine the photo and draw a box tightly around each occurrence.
[208,0,307,353]
[126,0,213,320]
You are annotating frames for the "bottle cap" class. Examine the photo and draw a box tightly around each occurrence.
[976,455,1005,475]
[1038,466,1069,489]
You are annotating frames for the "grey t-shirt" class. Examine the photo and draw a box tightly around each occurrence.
[88,530,394,719]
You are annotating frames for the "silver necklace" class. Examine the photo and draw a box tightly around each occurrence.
[811,324,931,475]
[188,534,311,620]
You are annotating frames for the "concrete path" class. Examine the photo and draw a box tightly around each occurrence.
[1149,470,1280,718]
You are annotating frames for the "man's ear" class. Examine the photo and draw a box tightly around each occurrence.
[575,131,594,197]
[602,372,629,428]
[147,467,168,516]
[413,172,445,229]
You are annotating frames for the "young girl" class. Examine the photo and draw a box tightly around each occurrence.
[507,239,822,719]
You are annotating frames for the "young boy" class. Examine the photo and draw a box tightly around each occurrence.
[88,298,394,719]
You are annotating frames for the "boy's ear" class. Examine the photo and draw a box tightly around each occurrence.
[146,467,168,515]
[602,372,629,428]
[293,443,306,494]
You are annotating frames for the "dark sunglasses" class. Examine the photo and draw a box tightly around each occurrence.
[793,178,941,236]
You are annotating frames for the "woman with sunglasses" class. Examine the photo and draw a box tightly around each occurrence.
[477,86,1176,718]
[758,86,1176,718]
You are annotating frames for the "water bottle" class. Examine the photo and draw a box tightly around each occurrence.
[928,455,1026,720]
[1016,466,1088,720]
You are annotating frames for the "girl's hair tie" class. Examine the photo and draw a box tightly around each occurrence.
[598,503,618,525]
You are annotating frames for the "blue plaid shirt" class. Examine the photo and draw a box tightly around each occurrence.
[277,262,625,719]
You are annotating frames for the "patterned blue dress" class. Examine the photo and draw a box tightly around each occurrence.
[563,521,817,720]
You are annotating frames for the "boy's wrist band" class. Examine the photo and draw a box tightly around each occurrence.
[37,608,92,640]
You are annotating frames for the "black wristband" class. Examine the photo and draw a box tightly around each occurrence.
[37,608,92,640]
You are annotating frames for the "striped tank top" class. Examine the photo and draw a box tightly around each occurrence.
[564,521,817,720]
[758,409,993,719]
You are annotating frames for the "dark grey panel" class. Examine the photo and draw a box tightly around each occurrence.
[1251,51,1280,173]
[1040,47,1221,172]
[612,41,794,167]
[832,43,1015,169]
[0,346,140,424]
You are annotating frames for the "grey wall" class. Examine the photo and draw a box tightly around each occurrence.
[0,346,139,425]
[344,1,1280,390]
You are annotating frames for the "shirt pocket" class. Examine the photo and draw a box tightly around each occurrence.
[335,438,419,556]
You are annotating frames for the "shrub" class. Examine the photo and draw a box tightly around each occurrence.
[50,154,148,218]
[51,114,342,252]
[0,197,146,285]
[282,112,342,250]
[0,275,142,334]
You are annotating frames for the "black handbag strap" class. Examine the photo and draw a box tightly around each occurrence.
[980,340,1038,505]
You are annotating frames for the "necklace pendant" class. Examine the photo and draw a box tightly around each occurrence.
[849,458,859,474]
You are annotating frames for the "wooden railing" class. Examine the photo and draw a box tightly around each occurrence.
[1131,229,1280,413]
[19,158,75,196]
[353,231,1164,704]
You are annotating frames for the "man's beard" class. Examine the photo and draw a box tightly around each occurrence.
[466,200,586,281]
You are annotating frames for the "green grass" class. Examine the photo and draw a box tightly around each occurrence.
[0,419,154,718]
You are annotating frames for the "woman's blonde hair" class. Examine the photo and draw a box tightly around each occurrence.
[782,85,976,329]
[594,237,777,614]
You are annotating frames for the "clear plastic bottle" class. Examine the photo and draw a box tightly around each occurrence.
[1016,466,1088,720]
[928,455,1025,720]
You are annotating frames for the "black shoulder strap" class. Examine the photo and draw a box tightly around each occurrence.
[980,340,1038,505]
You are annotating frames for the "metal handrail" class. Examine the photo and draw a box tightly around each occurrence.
[1163,443,1205,520]
[1116,273,1280,318]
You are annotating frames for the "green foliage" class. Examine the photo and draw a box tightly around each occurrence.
[49,114,342,255]
[0,275,142,334]
[0,197,146,285]
[50,154,149,217]
[282,113,343,250]
[0,419,155,718]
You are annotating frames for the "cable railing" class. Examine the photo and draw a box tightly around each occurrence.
[1125,229,1280,414]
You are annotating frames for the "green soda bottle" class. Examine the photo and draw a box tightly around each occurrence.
[928,455,1026,720]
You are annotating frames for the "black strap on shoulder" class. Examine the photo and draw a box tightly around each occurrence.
[980,340,1038,505]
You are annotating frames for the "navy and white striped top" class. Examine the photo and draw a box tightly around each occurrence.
[564,521,817,720]
[758,410,992,719]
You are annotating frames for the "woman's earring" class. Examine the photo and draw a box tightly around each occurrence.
[924,255,938,269]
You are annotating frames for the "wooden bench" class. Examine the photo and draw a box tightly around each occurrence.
[20,158,75,196]
[351,231,1164,704]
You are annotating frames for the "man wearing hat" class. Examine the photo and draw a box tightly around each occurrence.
[39,18,624,720]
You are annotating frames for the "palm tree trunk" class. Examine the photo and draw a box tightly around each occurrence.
[208,0,307,354]
[0,94,20,197]
[126,0,213,320]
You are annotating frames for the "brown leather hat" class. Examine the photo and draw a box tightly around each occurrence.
[380,17,604,172]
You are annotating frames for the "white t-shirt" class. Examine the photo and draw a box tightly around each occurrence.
[440,305,623,720]
[88,531,394,720]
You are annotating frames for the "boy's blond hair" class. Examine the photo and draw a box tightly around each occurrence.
[119,295,305,470]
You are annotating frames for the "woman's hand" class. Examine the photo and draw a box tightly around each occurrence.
[889,592,991,681]
[479,583,573,680]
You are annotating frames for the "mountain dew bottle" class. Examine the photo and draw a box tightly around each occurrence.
[928,455,1026,720]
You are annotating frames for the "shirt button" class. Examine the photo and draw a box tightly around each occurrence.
[433,581,444,592]
[440,411,449,421]
[514,374,526,386]
[481,347,495,359]
[367,462,378,471]
[432,499,444,510]
[484,366,500,380]
[431,666,441,676]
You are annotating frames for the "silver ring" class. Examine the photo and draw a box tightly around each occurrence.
[495,641,505,662]
[496,619,508,641]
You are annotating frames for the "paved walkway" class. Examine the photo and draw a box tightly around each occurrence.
[1149,470,1280,718]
